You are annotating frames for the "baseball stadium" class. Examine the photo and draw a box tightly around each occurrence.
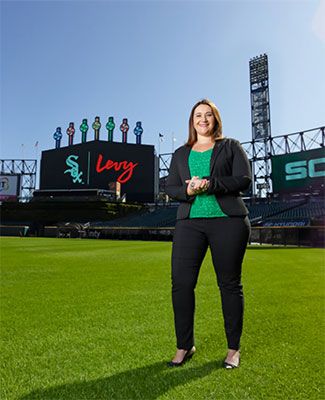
[1,54,324,399]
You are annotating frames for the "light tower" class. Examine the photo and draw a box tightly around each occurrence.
[249,53,272,197]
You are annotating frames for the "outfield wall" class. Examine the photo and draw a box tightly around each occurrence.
[1,225,322,247]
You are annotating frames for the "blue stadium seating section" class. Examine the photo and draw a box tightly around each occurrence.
[90,198,325,228]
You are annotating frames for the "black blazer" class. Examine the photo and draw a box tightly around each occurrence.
[165,138,252,220]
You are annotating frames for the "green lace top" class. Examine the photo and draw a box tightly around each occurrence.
[188,147,228,218]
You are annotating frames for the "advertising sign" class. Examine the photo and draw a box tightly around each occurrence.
[0,175,20,201]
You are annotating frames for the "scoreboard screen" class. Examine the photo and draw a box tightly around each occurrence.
[271,147,325,194]
[40,140,157,202]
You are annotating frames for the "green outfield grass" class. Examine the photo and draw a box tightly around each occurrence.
[0,237,324,400]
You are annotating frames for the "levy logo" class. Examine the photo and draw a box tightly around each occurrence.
[95,153,139,183]
[64,155,84,184]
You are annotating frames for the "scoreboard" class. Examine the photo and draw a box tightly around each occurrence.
[40,140,157,202]
[271,147,325,194]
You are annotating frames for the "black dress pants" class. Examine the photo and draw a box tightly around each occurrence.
[171,216,251,351]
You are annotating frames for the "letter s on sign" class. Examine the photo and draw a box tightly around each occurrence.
[285,161,307,181]
[308,158,325,178]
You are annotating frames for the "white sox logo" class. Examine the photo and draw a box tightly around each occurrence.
[64,155,84,184]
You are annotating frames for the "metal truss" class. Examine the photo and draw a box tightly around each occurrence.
[159,153,172,178]
[0,159,37,201]
[159,126,324,198]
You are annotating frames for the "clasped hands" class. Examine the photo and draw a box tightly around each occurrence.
[185,176,210,196]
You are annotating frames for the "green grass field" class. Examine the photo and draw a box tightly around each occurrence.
[0,237,324,400]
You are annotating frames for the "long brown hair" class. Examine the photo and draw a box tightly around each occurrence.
[186,99,223,146]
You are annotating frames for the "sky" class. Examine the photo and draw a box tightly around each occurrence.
[1,0,324,165]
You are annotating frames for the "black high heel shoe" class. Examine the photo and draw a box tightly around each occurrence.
[167,346,196,367]
[223,351,240,369]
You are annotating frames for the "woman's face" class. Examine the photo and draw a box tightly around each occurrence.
[193,104,215,138]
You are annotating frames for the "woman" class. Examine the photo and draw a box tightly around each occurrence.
[165,99,251,369]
